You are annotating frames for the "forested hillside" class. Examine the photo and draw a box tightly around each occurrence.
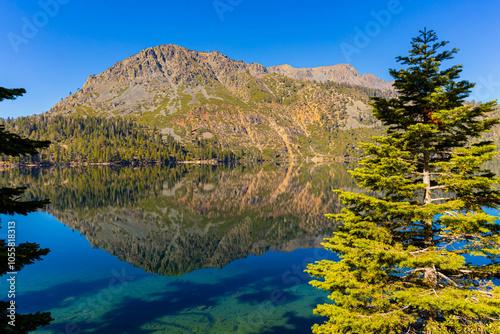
[0,114,239,164]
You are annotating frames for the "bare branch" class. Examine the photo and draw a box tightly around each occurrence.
[430,197,453,202]
[436,271,459,287]
[409,248,430,254]
[443,211,459,217]
[428,185,450,190]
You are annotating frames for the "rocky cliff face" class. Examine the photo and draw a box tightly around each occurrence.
[267,64,394,91]
[49,44,391,158]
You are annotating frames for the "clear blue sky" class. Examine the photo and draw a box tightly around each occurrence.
[1,0,499,118]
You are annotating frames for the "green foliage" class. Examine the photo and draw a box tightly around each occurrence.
[307,29,500,333]
[0,87,26,102]
[1,114,255,163]
[0,239,50,274]
[0,187,50,215]
[0,87,50,157]
[0,124,50,157]
[0,165,189,212]
[262,74,305,104]
[322,80,397,104]
[0,306,53,334]
[2,114,186,163]
[0,86,53,333]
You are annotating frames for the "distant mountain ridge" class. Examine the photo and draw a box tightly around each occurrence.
[268,64,394,91]
[47,44,395,159]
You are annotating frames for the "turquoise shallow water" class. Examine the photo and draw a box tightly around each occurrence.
[0,212,335,334]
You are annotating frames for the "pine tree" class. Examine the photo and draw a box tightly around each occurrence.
[0,87,50,210]
[306,29,500,333]
[0,86,53,333]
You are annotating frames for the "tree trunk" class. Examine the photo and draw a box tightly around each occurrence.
[423,151,433,248]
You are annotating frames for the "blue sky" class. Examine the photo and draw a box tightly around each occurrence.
[1,0,499,118]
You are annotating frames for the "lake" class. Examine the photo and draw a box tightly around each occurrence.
[0,163,359,333]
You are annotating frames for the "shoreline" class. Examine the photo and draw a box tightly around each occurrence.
[0,156,359,169]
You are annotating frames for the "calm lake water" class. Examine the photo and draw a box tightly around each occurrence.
[0,163,360,333]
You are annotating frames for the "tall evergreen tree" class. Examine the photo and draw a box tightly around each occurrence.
[0,87,50,210]
[307,29,500,333]
[0,87,50,156]
[0,87,53,333]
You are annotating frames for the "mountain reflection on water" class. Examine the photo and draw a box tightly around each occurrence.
[1,163,359,276]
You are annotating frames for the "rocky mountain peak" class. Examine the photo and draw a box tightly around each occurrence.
[80,44,269,92]
[50,44,391,159]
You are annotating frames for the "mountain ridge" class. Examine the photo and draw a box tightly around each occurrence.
[267,63,394,91]
[47,44,394,159]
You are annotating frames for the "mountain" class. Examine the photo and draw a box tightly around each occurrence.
[47,44,395,159]
[267,64,394,91]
